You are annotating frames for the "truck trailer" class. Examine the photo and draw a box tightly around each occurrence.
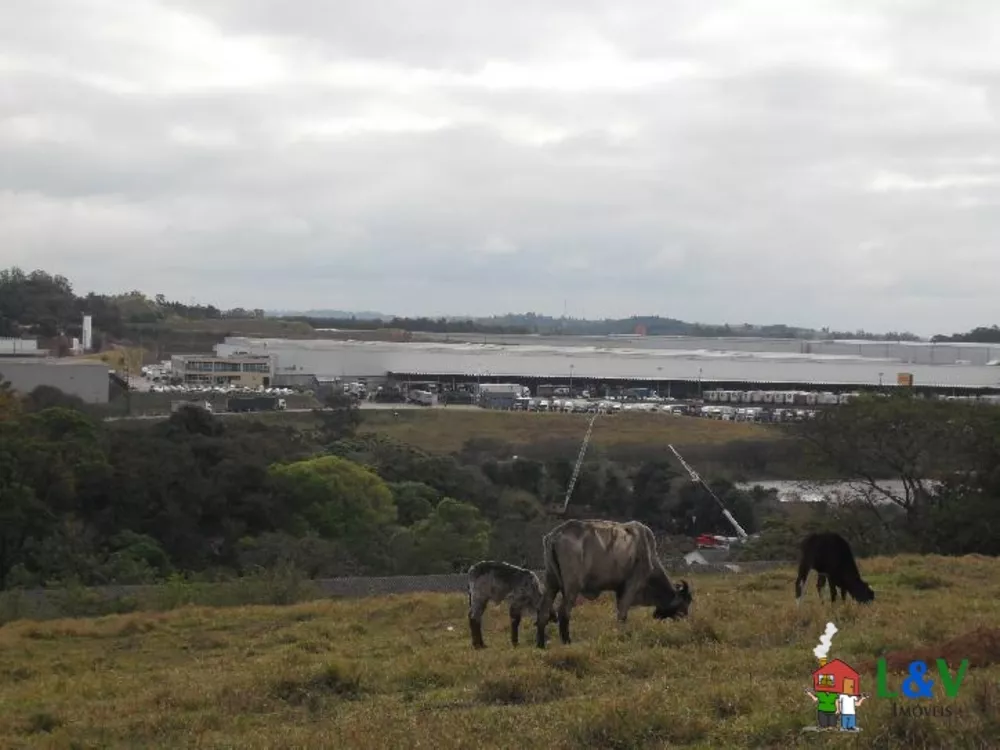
[172,400,213,414]
[227,395,287,412]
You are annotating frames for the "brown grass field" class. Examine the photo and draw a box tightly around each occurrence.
[358,409,781,453]
[2,555,998,749]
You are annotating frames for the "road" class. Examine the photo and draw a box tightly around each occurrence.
[103,402,483,422]
[17,561,792,606]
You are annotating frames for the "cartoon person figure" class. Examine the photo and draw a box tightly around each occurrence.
[804,688,838,730]
[837,677,868,731]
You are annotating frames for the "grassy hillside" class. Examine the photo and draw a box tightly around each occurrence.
[359,409,781,454]
[2,555,998,748]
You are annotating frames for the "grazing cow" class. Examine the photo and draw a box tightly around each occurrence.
[534,519,692,649]
[795,532,875,605]
[467,560,556,649]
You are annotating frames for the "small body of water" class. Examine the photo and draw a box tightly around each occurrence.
[735,479,933,504]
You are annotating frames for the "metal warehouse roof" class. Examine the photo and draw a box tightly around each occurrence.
[386,370,998,390]
[217,336,1000,389]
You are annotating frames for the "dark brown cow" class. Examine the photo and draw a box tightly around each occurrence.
[795,532,875,605]
[467,560,556,648]
[535,519,692,648]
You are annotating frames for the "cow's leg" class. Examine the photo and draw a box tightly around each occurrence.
[795,561,811,606]
[829,580,838,604]
[816,573,827,601]
[509,605,522,647]
[469,597,488,649]
[535,578,560,649]
[556,586,578,645]
[615,579,644,623]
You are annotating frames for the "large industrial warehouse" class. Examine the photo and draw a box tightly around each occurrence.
[0,358,111,404]
[215,336,1000,394]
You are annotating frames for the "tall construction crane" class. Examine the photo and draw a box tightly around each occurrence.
[667,443,749,542]
[559,409,600,514]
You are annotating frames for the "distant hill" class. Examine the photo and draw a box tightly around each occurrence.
[267,309,388,321]
[0,265,926,345]
[476,314,921,340]
[274,310,922,341]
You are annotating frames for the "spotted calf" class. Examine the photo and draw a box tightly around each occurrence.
[467,560,556,649]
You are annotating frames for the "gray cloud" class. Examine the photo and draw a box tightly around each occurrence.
[2,0,1000,335]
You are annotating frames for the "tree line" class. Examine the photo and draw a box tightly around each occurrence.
[2,367,998,591]
[931,324,1000,344]
[0,268,236,347]
[8,266,972,346]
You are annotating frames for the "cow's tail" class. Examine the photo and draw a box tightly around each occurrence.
[543,535,563,594]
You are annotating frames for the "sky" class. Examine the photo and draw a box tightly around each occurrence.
[2,1,999,336]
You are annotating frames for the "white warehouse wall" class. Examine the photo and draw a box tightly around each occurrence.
[215,337,1000,388]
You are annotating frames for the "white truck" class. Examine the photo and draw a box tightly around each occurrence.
[409,389,437,406]
[477,383,527,396]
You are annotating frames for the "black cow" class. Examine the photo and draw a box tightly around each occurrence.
[795,532,875,605]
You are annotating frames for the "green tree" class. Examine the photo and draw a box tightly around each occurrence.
[0,482,53,588]
[798,392,983,527]
[387,481,440,525]
[410,498,491,573]
[631,460,678,527]
[0,267,77,337]
[672,479,759,537]
[0,374,20,421]
[268,455,397,546]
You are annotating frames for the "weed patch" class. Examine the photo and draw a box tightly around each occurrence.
[475,671,566,705]
[710,689,753,719]
[544,651,593,677]
[269,661,364,706]
[896,571,949,590]
[571,700,710,748]
[22,712,61,735]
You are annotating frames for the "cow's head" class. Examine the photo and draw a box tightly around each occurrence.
[850,579,875,604]
[652,579,693,620]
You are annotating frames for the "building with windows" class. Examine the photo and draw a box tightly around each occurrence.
[171,354,273,388]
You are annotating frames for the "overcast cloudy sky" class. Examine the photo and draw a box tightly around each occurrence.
[2,1,999,335]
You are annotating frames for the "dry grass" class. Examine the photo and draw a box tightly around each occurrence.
[360,409,779,453]
[2,555,999,748]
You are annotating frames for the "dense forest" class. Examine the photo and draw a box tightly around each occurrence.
[0,379,776,588]
[1,372,998,591]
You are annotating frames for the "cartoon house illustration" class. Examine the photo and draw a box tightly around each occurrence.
[813,658,861,695]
